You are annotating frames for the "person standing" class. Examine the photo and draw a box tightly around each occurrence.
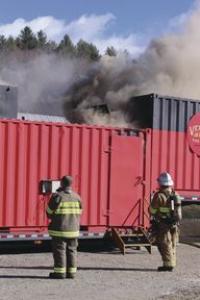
[149,172,182,271]
[46,175,82,279]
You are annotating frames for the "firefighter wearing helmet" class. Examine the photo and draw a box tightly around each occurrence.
[149,172,182,271]
[46,176,82,279]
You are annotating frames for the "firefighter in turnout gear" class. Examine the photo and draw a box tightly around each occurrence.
[46,176,82,279]
[149,172,182,272]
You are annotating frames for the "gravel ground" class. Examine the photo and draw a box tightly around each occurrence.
[0,243,200,300]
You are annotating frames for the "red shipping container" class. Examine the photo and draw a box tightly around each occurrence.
[1,93,200,241]
[0,119,150,239]
[129,94,200,199]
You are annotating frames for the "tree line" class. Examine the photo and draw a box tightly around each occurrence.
[0,26,117,61]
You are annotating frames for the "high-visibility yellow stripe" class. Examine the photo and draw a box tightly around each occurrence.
[159,207,171,213]
[46,206,53,215]
[150,207,158,214]
[49,230,79,238]
[67,267,77,274]
[59,202,80,208]
[163,261,176,267]
[55,208,82,215]
[54,267,66,273]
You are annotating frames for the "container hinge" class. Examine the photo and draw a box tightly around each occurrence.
[104,147,112,153]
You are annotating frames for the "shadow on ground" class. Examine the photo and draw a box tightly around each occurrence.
[0,239,147,255]
[0,275,48,279]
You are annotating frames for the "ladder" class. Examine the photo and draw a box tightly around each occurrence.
[111,227,152,255]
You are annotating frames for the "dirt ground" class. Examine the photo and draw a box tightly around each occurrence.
[0,242,200,300]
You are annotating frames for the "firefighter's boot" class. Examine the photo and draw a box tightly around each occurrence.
[66,273,75,279]
[49,272,66,279]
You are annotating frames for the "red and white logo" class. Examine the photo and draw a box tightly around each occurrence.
[187,112,200,156]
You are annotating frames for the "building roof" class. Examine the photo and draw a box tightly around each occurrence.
[17,112,69,123]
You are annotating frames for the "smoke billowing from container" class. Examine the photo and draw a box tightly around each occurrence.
[67,4,200,125]
[1,4,200,126]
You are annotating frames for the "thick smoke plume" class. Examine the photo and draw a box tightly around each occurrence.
[66,5,200,125]
[1,4,200,126]
[0,54,91,116]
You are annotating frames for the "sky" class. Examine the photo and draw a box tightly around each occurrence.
[0,0,197,55]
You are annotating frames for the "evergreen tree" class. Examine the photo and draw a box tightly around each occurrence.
[6,36,17,51]
[57,34,76,56]
[0,35,7,51]
[45,40,57,53]
[37,30,47,48]
[105,46,117,56]
[18,26,38,50]
[76,39,100,61]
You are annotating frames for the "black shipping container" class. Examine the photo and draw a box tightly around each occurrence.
[127,93,200,131]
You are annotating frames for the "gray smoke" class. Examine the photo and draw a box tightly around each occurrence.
[0,54,91,116]
[65,4,200,125]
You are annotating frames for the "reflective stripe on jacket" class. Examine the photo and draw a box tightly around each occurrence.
[46,189,82,238]
[150,189,180,220]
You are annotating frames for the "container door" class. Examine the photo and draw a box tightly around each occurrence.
[109,135,144,227]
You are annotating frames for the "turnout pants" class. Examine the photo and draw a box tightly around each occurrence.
[156,223,177,268]
[52,237,78,275]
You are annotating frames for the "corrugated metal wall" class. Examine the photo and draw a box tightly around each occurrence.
[0,120,144,231]
[129,93,200,194]
[151,130,200,194]
[153,94,200,131]
[4,92,200,232]
[150,95,200,194]
[129,93,200,131]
